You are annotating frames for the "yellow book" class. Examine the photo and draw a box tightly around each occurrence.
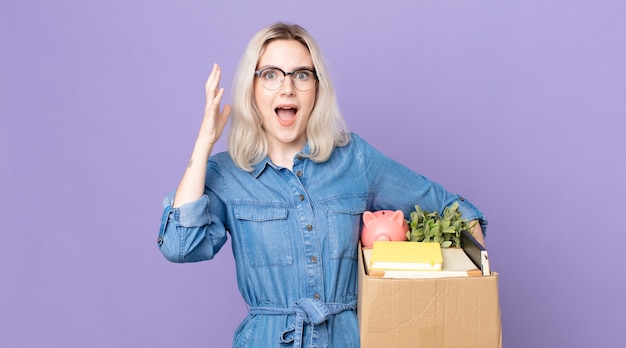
[369,241,443,271]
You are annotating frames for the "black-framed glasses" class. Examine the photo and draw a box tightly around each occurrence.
[254,67,318,91]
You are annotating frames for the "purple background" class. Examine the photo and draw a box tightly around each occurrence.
[2,1,625,347]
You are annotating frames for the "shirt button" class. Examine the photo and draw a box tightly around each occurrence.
[296,155,303,160]
[296,170,303,177]
[313,293,320,300]
[306,224,313,231]
[311,256,317,263]
[299,194,305,201]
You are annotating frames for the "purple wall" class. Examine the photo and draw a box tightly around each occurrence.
[2,1,625,347]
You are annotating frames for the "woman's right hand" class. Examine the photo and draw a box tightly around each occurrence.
[198,63,231,145]
[173,64,231,208]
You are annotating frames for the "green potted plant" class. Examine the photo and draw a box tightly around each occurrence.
[406,202,476,248]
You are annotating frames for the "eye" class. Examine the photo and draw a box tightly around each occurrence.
[262,69,279,80]
[294,70,312,81]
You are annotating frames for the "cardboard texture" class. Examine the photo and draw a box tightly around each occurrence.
[358,245,502,348]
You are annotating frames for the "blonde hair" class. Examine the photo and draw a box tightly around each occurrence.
[228,22,350,171]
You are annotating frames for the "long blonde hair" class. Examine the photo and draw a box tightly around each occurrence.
[228,22,350,171]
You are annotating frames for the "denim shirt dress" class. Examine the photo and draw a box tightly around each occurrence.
[158,133,486,348]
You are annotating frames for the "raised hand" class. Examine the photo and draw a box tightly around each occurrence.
[198,63,232,145]
[173,64,231,208]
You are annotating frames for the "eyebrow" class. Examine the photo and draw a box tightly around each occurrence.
[256,65,316,72]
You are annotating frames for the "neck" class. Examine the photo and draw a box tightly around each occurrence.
[268,142,304,169]
[269,149,298,169]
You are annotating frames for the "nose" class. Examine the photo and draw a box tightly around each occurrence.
[279,74,295,95]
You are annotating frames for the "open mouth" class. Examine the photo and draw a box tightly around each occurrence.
[275,106,298,127]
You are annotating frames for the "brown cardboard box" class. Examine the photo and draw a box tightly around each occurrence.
[358,244,502,348]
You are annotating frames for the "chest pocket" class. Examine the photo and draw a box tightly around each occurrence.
[322,195,366,260]
[234,204,294,267]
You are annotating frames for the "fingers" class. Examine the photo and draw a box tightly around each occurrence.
[198,64,231,143]
[206,86,225,114]
[221,104,232,120]
[203,64,225,112]
[205,63,222,99]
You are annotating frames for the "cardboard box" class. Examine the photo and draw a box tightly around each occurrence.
[358,245,502,348]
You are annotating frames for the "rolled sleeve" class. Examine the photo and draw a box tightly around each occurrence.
[161,191,211,227]
[455,195,488,235]
[158,191,224,263]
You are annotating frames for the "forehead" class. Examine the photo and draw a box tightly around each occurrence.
[257,39,313,69]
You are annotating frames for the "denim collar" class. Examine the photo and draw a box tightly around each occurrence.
[249,143,310,178]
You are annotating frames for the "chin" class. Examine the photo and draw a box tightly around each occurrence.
[275,130,306,145]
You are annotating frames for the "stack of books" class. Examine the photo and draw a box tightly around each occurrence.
[363,231,489,279]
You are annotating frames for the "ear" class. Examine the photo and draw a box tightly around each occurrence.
[362,211,375,225]
[391,210,405,225]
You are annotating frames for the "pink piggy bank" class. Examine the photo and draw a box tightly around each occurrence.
[360,210,409,248]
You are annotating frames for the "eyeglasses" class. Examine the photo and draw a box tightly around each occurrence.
[254,67,318,91]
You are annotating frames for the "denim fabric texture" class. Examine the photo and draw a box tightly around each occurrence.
[158,133,486,348]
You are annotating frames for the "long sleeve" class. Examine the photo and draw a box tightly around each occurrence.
[157,190,229,263]
[353,134,487,234]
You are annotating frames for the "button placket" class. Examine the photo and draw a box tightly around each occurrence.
[290,158,325,305]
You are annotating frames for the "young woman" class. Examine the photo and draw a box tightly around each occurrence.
[157,22,486,348]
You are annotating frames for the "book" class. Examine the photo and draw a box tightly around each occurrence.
[369,241,443,271]
[461,230,491,276]
[363,246,482,279]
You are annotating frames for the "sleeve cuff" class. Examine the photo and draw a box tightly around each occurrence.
[162,191,211,227]
[455,196,488,235]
